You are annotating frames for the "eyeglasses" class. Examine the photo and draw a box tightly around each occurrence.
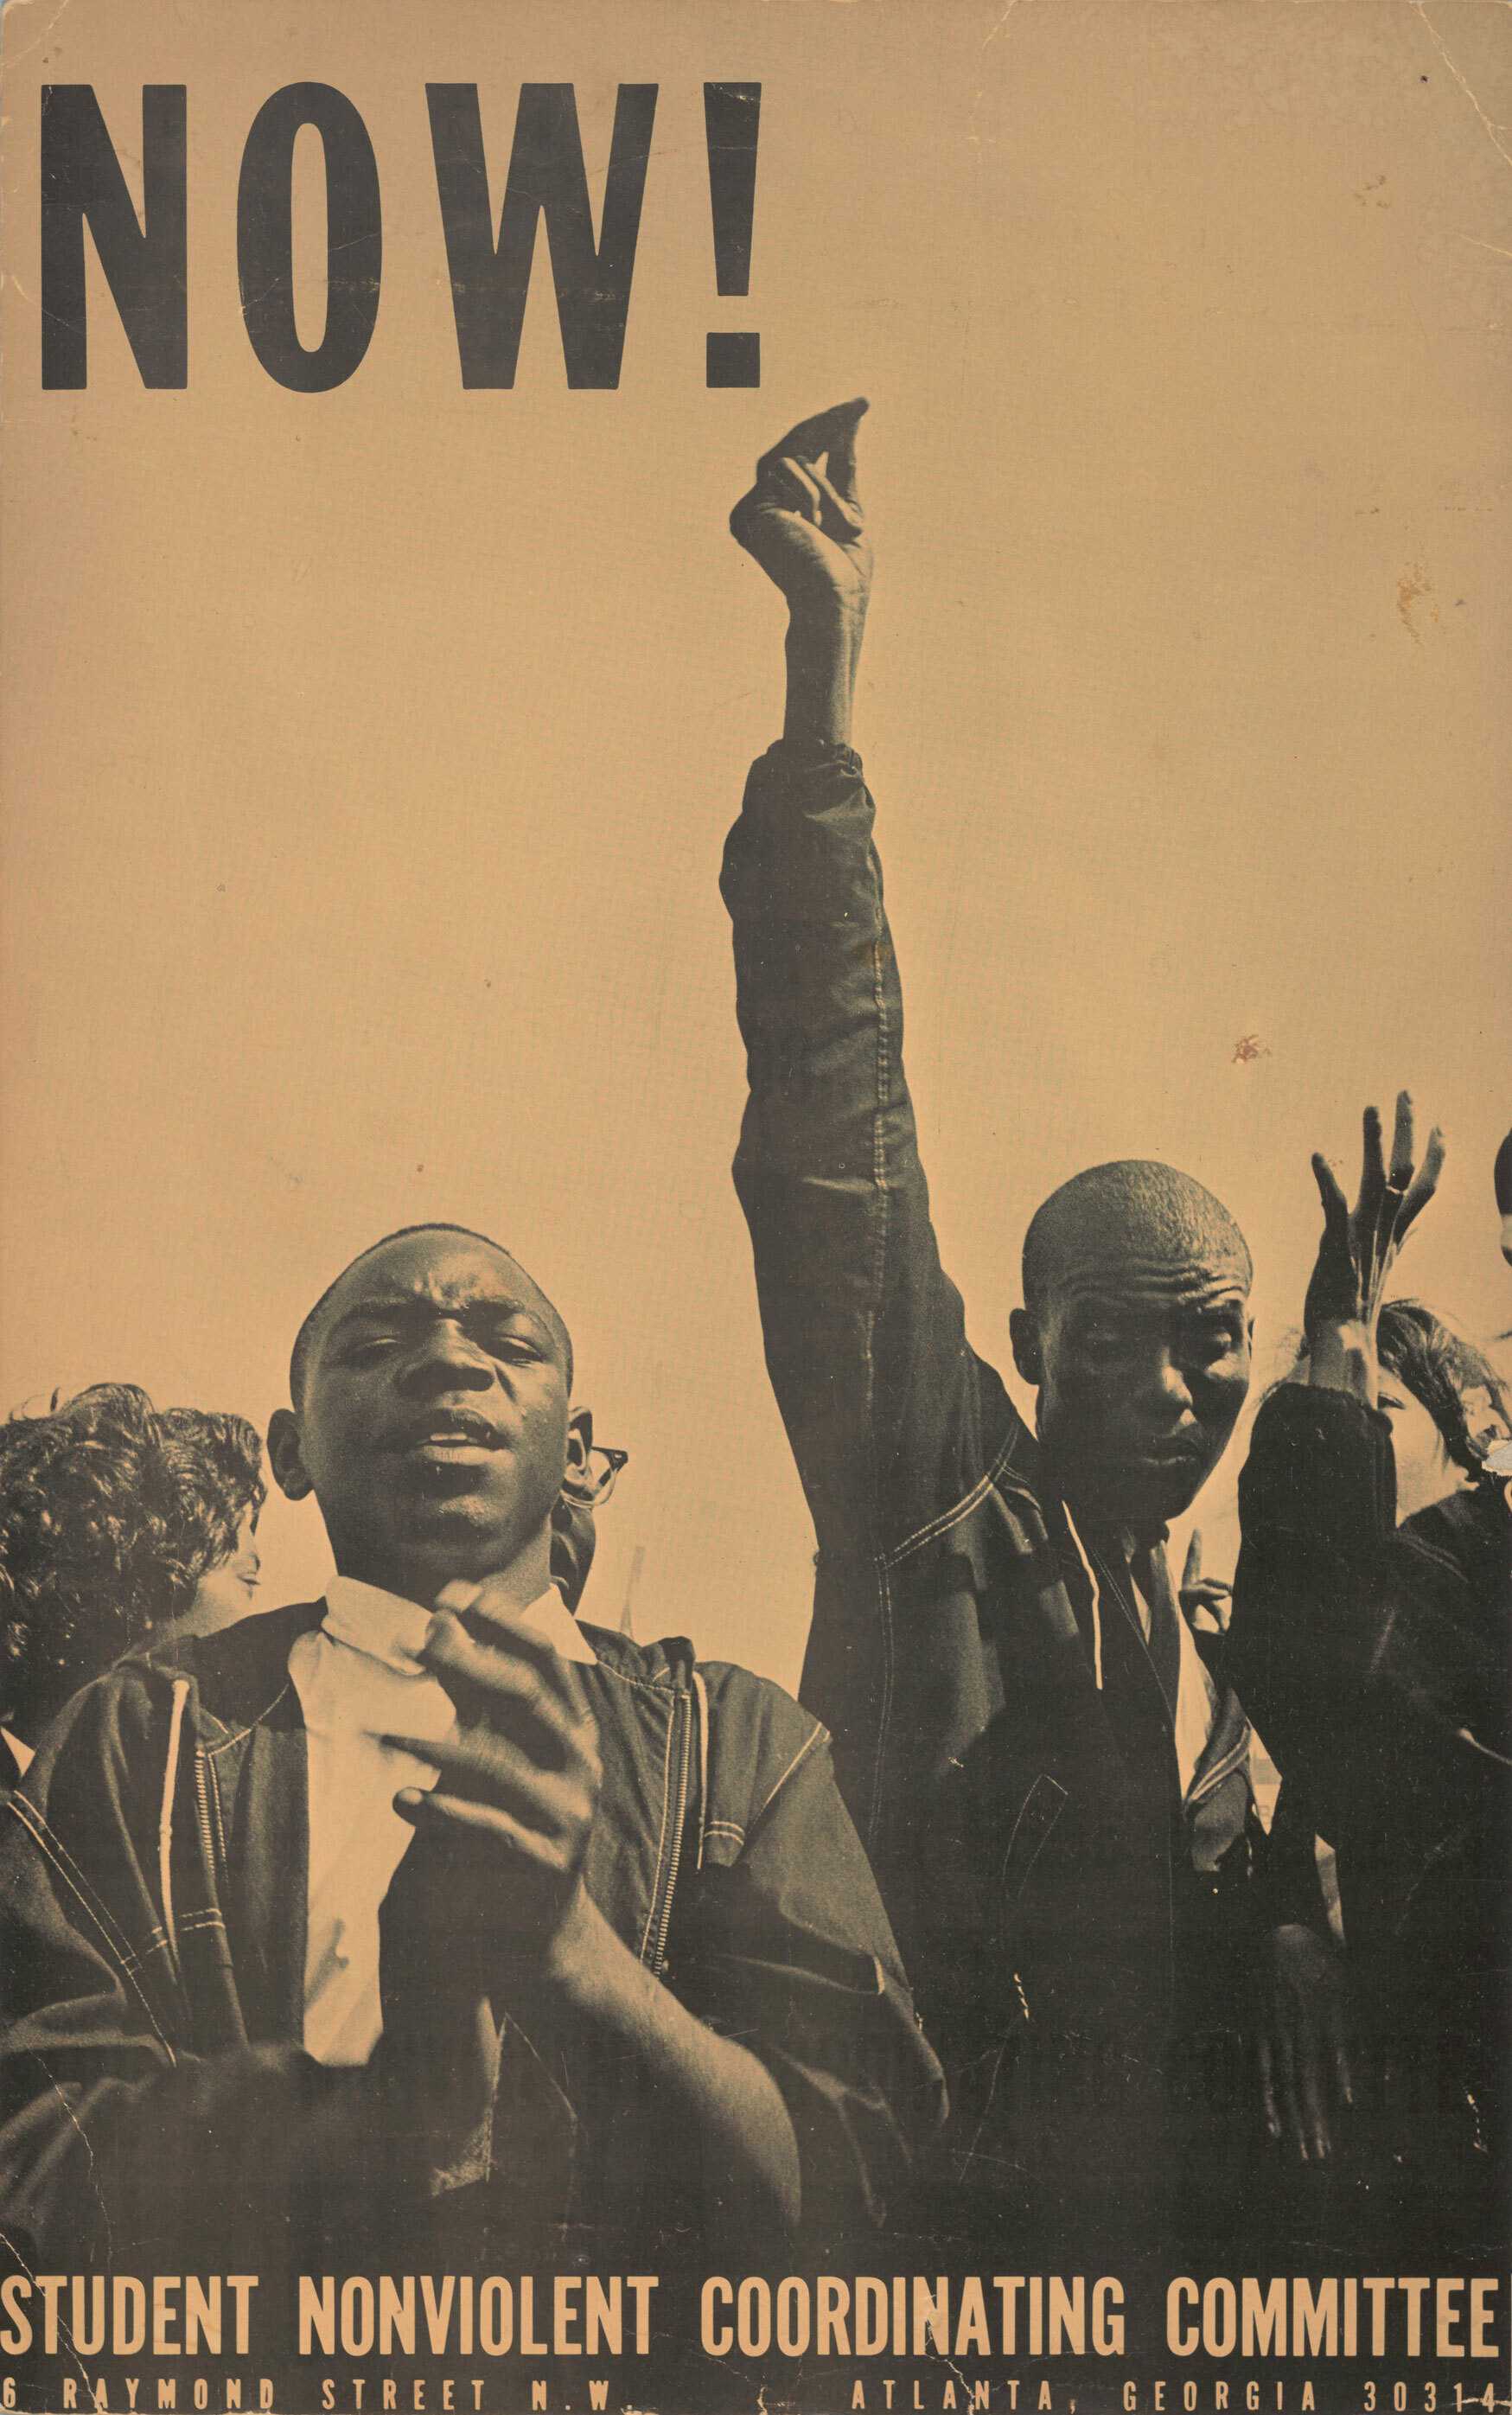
[588,1444,629,1502]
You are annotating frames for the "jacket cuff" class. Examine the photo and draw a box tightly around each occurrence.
[724,744,877,926]
[1248,1379,1394,1465]
[756,736,863,776]
[1241,1381,1396,1542]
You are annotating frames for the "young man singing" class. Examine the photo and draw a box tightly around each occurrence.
[0,1225,942,2315]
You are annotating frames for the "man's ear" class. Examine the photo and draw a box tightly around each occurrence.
[267,1407,315,1502]
[560,1408,616,1508]
[1009,1307,1043,1389]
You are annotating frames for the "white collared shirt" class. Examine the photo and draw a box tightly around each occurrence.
[1121,1566,1222,1802]
[1124,1554,1267,1830]
[289,1574,595,2067]
[1,1728,33,1781]
[1172,1598,1223,1803]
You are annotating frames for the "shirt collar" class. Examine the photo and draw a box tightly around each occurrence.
[322,1574,597,1671]
[1,1728,34,1780]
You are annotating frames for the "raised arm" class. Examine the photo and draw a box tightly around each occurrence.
[1228,1096,1451,1814]
[722,405,1018,1560]
[721,406,1024,1837]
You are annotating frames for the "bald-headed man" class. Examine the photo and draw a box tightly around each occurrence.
[0,1224,941,2361]
[721,404,1333,2253]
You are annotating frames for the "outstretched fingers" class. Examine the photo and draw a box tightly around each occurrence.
[1306,1151,1360,1332]
[1399,1121,1446,1238]
[1352,1103,1386,1254]
[1366,1093,1445,1292]
[1387,1089,1416,1192]
[1311,1151,1351,1246]
[1309,1094,1444,1345]
[1361,1093,1409,1299]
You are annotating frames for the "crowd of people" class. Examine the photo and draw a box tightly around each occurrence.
[0,406,1506,2395]
[720,399,1509,2264]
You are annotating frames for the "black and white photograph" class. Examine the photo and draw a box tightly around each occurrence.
[1,3,1508,2406]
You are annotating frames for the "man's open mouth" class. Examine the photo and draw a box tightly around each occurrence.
[393,1413,503,1451]
[1125,1440,1202,1470]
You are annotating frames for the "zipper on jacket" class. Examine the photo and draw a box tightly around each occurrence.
[192,1749,220,1894]
[649,1694,692,1977]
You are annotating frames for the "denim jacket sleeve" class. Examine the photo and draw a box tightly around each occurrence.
[721,743,1018,1568]
[667,1670,947,2252]
[721,744,1027,1853]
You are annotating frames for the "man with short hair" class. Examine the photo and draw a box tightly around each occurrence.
[720,402,1336,2251]
[0,1223,941,2312]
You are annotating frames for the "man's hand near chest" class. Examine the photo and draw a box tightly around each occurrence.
[374,1597,805,2246]
[375,1600,603,2143]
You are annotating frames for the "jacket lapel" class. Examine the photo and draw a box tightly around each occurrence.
[204,1603,321,2046]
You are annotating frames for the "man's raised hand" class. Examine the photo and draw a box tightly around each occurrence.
[730,396,871,621]
[731,399,871,747]
[1304,1091,1445,1348]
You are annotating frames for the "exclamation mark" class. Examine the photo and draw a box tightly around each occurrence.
[704,82,761,387]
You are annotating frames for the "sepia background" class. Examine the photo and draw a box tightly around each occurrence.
[3,0,1509,1688]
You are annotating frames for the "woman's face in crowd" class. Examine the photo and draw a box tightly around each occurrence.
[172,1511,263,1639]
[1377,1375,1511,1524]
[1377,1382,1457,1521]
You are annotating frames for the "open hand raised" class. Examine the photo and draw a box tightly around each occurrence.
[1305,1092,1445,1346]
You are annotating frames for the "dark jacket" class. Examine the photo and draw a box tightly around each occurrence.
[721,744,1286,2237]
[0,1600,943,2284]
[1228,1383,1510,2234]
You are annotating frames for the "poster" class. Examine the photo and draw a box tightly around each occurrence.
[1,0,1509,2409]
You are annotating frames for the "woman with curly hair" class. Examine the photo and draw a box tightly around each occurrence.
[0,1383,265,1791]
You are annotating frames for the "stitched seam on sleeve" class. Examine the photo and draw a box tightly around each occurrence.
[883,1422,1024,1570]
[3,1801,175,2055]
[755,1721,826,1824]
